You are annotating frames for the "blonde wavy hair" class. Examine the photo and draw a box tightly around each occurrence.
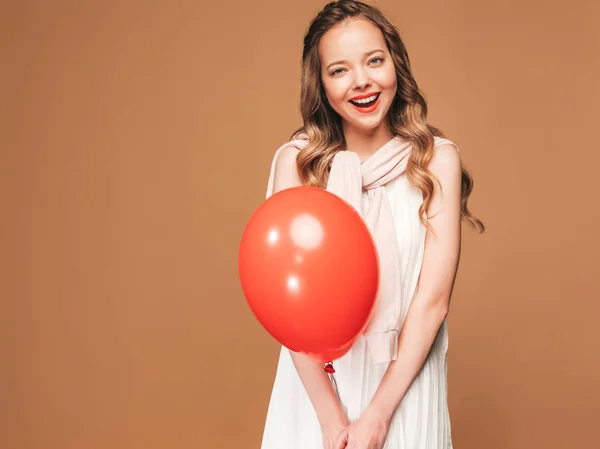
[290,0,484,233]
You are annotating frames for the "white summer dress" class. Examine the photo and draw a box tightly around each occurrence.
[260,137,459,449]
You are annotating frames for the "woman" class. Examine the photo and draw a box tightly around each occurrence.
[261,1,484,448]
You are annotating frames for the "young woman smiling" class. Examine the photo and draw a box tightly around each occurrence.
[260,1,484,448]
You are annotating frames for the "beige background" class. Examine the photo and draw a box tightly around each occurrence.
[2,0,599,448]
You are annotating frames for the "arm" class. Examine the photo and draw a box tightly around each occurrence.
[335,144,462,449]
[367,143,462,420]
[271,146,349,440]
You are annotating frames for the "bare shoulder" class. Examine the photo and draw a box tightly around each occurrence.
[428,143,462,184]
[272,145,303,194]
[425,143,462,217]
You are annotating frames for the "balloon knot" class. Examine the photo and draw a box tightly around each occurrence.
[324,362,335,374]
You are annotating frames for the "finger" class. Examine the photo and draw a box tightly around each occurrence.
[343,434,359,449]
[332,437,345,449]
[333,428,349,449]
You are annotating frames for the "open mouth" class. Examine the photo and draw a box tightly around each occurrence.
[349,92,380,108]
[349,92,381,113]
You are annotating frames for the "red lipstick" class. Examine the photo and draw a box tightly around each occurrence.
[349,92,381,114]
[350,91,380,100]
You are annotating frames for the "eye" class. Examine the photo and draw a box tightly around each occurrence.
[369,56,384,65]
[331,68,344,76]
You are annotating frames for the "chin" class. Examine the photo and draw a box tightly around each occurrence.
[349,120,381,131]
[344,113,386,131]
[340,103,391,132]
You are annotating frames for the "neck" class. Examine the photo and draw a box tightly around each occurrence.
[342,122,394,162]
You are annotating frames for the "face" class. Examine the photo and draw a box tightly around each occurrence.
[318,18,397,133]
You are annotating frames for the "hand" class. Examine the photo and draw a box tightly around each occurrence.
[333,409,391,449]
[321,413,351,449]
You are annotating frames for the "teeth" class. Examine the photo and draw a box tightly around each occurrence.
[352,94,378,104]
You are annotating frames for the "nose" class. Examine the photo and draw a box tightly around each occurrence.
[352,66,371,90]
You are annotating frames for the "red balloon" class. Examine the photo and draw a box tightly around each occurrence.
[238,186,379,363]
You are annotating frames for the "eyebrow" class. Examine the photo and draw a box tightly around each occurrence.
[325,49,385,70]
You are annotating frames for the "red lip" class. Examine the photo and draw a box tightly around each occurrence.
[349,92,380,100]
[350,95,381,114]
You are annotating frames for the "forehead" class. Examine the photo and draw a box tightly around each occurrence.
[318,18,386,63]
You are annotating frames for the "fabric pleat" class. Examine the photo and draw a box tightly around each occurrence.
[261,136,459,449]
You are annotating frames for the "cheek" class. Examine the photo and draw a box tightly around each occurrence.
[378,68,397,91]
[323,79,350,108]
